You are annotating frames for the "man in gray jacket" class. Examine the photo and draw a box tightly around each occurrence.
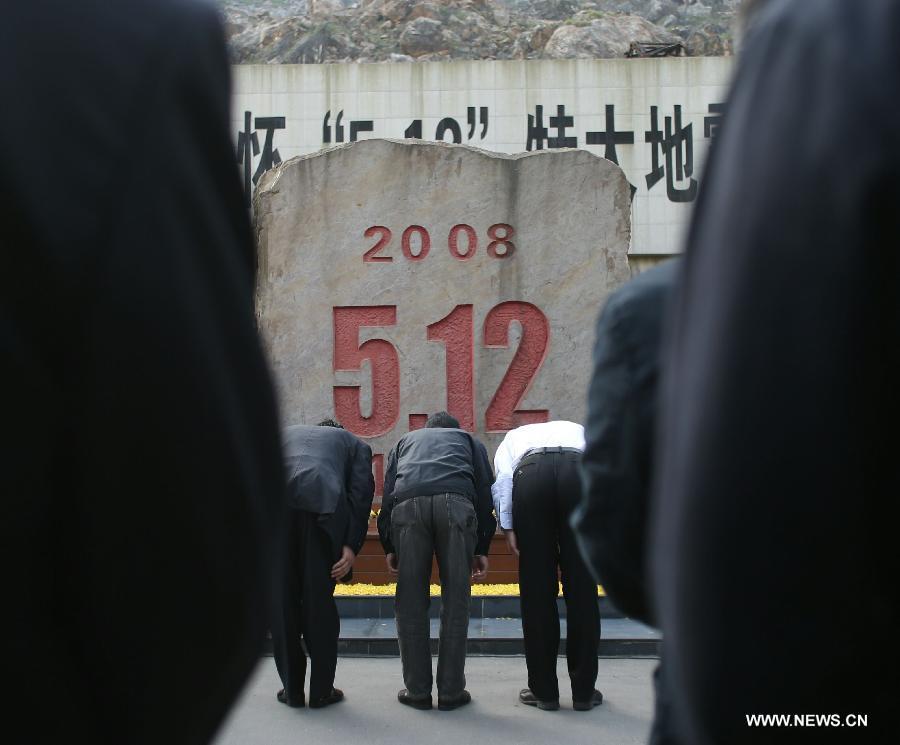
[377,412,496,711]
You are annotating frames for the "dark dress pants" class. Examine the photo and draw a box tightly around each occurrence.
[513,451,600,702]
[392,493,477,700]
[271,510,339,702]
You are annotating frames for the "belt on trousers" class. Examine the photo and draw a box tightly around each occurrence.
[392,491,469,507]
[520,446,583,459]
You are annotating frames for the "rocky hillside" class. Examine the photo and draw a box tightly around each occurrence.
[221,0,740,64]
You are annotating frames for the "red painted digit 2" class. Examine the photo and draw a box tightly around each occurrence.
[363,226,392,262]
[427,305,475,430]
[333,306,400,436]
[483,302,550,431]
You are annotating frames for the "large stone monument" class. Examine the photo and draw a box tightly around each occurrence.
[255,139,631,505]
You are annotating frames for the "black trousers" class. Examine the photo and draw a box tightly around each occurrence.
[271,510,339,702]
[513,450,600,702]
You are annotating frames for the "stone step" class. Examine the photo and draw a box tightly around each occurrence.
[336,595,624,619]
[334,617,660,658]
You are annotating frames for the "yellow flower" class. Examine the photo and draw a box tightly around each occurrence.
[334,583,605,597]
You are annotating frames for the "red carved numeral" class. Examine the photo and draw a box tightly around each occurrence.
[333,306,400,437]
[448,224,477,260]
[372,453,384,503]
[366,223,514,262]
[487,223,515,258]
[483,301,550,431]
[408,414,428,430]
[401,225,430,261]
[363,226,393,262]
[427,305,475,431]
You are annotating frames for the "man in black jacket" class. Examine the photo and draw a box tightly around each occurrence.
[377,412,496,711]
[651,1,900,743]
[273,420,374,709]
[572,259,680,742]
[1,2,284,743]
[573,260,679,625]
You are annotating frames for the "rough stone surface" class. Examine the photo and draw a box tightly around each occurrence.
[399,17,447,56]
[254,139,631,479]
[543,14,682,58]
[221,0,737,63]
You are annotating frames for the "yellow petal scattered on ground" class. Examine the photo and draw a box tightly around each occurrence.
[334,583,605,597]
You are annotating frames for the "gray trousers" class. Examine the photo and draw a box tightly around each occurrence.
[392,493,477,699]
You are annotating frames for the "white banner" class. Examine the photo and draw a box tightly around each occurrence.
[233,57,734,254]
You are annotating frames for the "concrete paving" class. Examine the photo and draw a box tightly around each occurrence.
[212,657,657,745]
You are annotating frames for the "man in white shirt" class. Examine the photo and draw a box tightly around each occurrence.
[492,421,602,712]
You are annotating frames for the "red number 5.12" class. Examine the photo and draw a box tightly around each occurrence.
[333,306,400,437]
[333,302,549,436]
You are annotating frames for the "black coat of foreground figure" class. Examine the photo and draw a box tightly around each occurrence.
[651,1,900,743]
[0,1,284,743]
[574,259,679,626]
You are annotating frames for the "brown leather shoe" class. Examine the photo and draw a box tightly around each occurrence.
[398,689,433,710]
[309,688,344,709]
[519,688,559,711]
[573,689,603,711]
[276,688,305,708]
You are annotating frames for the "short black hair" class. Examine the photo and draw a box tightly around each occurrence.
[317,418,343,428]
[425,411,459,429]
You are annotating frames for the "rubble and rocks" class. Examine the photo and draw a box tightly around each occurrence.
[219,0,739,63]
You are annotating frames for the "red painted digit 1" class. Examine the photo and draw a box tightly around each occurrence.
[483,302,550,431]
[427,305,475,430]
[333,306,400,437]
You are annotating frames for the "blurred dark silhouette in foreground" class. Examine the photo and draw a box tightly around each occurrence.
[651,0,900,743]
[1,1,284,743]
[574,260,680,627]
[573,259,681,743]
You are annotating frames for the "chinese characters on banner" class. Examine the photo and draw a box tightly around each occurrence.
[238,101,724,208]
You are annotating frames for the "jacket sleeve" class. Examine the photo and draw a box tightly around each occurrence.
[472,438,498,556]
[573,297,653,623]
[376,445,399,554]
[343,438,375,555]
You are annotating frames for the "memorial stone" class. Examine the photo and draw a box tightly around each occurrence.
[254,138,632,504]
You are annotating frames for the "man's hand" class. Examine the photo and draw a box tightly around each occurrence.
[386,553,399,575]
[471,555,489,581]
[505,529,519,557]
[330,546,355,580]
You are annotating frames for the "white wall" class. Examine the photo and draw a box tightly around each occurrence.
[233,57,734,255]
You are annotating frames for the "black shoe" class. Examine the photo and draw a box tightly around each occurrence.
[309,688,344,709]
[438,690,471,711]
[276,688,305,708]
[398,689,433,710]
[573,689,603,711]
[519,688,559,711]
